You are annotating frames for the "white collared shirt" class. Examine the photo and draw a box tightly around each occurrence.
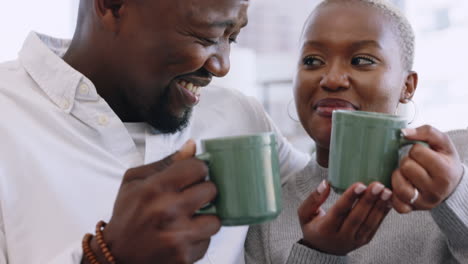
[0,32,309,264]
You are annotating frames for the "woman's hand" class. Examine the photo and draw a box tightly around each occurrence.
[391,125,464,214]
[297,181,392,256]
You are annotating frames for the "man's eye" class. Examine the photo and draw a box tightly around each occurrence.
[303,56,324,67]
[203,38,219,45]
[351,56,376,66]
[229,37,238,44]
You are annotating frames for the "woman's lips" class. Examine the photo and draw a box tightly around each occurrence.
[313,98,358,118]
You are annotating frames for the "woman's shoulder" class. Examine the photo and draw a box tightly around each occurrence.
[446,128,468,163]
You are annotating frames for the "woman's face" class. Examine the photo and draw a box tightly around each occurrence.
[294,3,416,150]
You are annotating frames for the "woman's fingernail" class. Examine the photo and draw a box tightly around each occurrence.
[401,128,417,137]
[317,180,327,194]
[372,183,385,195]
[354,184,367,194]
[381,189,392,201]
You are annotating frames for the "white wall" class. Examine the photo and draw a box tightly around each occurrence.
[0,0,78,61]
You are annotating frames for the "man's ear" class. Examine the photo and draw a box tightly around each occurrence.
[94,0,125,33]
[400,71,418,103]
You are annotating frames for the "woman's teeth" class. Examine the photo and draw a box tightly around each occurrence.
[179,80,201,96]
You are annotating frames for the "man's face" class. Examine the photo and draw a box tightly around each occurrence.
[110,0,248,133]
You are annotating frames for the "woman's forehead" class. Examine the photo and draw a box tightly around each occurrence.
[304,4,394,40]
[302,3,396,47]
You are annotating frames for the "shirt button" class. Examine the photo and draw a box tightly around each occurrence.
[79,83,90,95]
[61,99,70,110]
[98,115,109,126]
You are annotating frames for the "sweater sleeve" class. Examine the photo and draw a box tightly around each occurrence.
[430,164,468,262]
[244,222,271,264]
[286,243,346,264]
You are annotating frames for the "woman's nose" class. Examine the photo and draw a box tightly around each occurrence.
[319,64,350,92]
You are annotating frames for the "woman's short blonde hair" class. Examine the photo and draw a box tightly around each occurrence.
[315,0,415,71]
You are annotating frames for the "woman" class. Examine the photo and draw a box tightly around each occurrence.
[245,0,468,263]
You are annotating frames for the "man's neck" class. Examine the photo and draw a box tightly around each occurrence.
[62,40,141,123]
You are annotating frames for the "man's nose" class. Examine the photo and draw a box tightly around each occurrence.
[203,45,231,77]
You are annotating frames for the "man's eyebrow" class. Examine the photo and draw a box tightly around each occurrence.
[208,19,248,29]
[209,20,236,28]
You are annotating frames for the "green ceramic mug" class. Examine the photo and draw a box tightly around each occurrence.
[328,110,426,193]
[197,133,282,226]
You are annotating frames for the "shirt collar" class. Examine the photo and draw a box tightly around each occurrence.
[18,32,99,113]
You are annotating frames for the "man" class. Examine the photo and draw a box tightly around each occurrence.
[0,0,308,263]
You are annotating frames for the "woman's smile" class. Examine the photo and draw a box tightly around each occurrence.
[313,98,359,118]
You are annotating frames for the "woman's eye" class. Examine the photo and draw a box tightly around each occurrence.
[303,56,324,67]
[351,56,376,66]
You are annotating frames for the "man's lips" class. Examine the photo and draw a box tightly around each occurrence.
[174,76,211,107]
[313,98,359,118]
[176,81,200,107]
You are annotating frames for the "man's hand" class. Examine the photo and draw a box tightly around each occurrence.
[298,181,392,256]
[91,140,221,264]
[392,125,464,214]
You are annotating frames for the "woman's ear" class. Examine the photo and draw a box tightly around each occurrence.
[400,71,418,103]
[94,0,126,33]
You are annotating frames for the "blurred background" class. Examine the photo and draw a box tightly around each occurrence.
[2,0,467,153]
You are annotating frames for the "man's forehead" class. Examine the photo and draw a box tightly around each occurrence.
[185,0,249,28]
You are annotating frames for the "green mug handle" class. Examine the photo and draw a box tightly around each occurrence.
[398,133,430,163]
[399,131,429,149]
[195,152,217,215]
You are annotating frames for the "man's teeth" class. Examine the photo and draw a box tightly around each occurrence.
[179,81,201,96]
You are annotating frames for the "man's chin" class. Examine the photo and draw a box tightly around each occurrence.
[147,108,192,134]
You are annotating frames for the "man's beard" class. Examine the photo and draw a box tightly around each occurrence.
[145,88,192,134]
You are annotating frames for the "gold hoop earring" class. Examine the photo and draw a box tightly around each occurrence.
[395,99,418,125]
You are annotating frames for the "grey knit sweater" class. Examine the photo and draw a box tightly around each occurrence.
[245,129,468,264]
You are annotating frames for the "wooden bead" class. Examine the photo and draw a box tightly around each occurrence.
[82,233,100,264]
[95,221,116,264]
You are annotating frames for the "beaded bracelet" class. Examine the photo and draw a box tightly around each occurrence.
[82,233,100,264]
[95,221,116,264]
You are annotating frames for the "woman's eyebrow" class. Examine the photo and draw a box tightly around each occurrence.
[302,40,325,49]
[349,40,383,50]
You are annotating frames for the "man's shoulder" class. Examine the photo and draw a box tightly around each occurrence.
[0,59,22,83]
[0,59,46,120]
[195,86,264,118]
[191,85,271,135]
[200,85,254,105]
[196,85,263,115]
[0,59,32,94]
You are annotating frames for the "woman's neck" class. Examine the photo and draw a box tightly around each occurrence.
[316,146,330,168]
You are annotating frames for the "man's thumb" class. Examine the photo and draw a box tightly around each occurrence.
[171,139,197,162]
[145,140,196,173]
